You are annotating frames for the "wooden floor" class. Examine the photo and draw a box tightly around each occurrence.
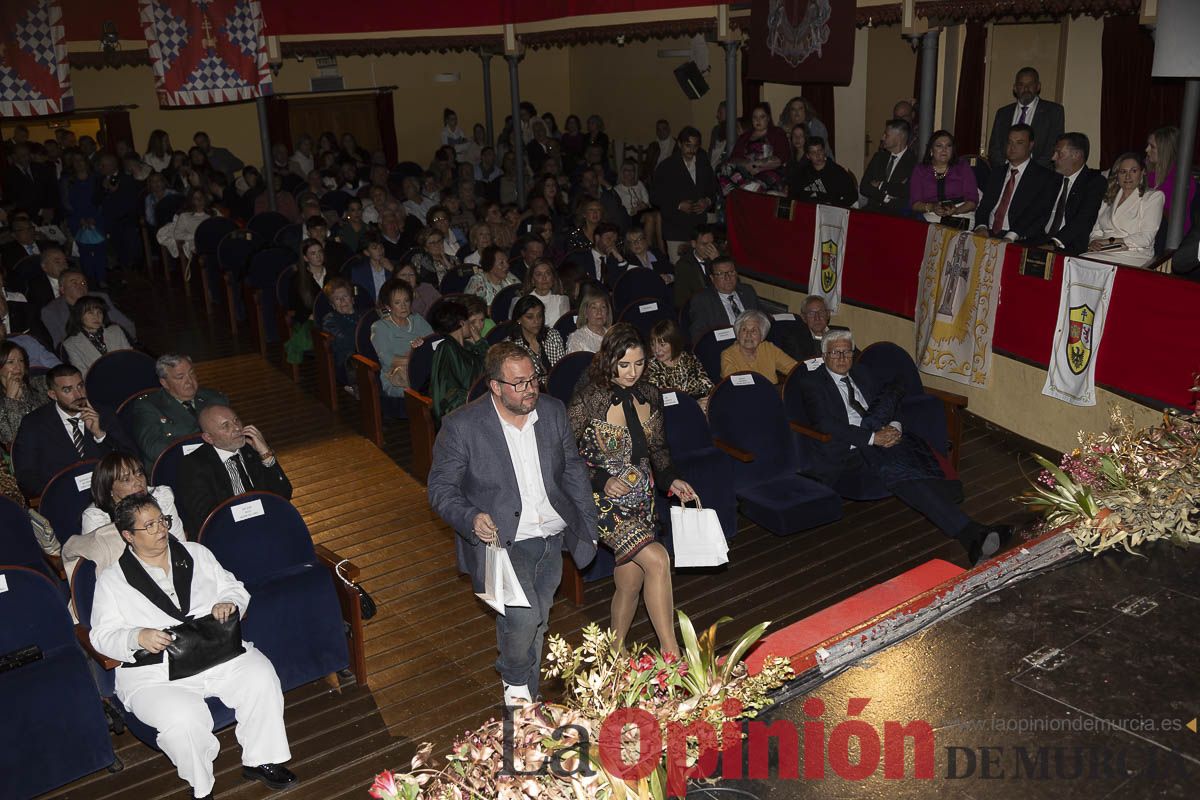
[39,273,1040,799]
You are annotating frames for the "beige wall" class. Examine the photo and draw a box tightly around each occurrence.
[985,23,1063,127]
[833,26,870,174]
[743,276,1161,453]
[863,25,917,175]
[1059,15,1104,168]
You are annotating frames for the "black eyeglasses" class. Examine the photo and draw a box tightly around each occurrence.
[494,378,537,392]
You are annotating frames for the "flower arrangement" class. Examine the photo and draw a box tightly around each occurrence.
[1021,407,1200,555]
[368,611,794,800]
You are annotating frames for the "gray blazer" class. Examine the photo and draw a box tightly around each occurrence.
[687,284,760,342]
[428,393,597,592]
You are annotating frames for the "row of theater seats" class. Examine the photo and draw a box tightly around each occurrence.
[0,491,364,799]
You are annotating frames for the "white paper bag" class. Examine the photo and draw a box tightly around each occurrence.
[476,543,530,615]
[670,498,728,568]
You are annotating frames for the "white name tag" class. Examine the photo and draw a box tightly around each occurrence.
[182,443,203,455]
[638,302,659,313]
[730,374,755,386]
[0,574,7,593]
[230,499,265,522]
[431,338,442,351]
[773,313,796,321]
[714,328,736,341]
[805,357,825,371]
[661,391,679,407]
[75,473,93,491]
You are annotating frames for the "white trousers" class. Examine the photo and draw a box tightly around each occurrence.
[117,646,291,798]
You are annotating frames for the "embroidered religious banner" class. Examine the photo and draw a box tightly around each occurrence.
[914,226,1005,387]
[747,0,855,85]
[139,0,272,108]
[0,0,72,118]
[808,204,849,313]
[1042,257,1118,407]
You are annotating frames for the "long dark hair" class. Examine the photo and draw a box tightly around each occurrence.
[0,341,31,390]
[91,452,146,516]
[511,294,548,345]
[587,322,646,387]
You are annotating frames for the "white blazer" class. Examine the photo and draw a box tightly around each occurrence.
[1088,188,1164,266]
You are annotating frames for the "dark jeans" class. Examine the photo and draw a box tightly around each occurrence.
[495,534,563,696]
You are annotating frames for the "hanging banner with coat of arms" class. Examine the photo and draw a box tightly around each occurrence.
[914,226,1006,387]
[139,0,272,108]
[748,0,856,85]
[1042,257,1118,407]
[0,0,72,118]
[807,204,849,313]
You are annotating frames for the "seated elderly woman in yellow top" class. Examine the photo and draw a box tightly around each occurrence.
[720,309,797,384]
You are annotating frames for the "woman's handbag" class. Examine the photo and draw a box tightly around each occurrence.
[163,613,245,681]
[669,497,729,568]
[336,559,377,620]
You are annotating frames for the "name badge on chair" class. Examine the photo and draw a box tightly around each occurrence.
[714,328,735,341]
[638,302,659,313]
[661,392,679,407]
[75,474,92,491]
[230,499,265,522]
[730,374,755,386]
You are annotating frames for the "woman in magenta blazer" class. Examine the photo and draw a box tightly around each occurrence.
[910,130,979,228]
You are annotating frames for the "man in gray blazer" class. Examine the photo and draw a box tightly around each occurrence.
[40,268,137,348]
[687,257,761,341]
[986,67,1065,169]
[428,342,597,707]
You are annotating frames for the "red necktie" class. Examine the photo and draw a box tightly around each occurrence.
[991,168,1019,236]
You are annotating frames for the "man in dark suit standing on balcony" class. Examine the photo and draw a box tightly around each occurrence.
[987,67,1065,169]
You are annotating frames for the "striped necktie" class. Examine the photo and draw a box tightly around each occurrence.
[69,417,85,458]
[224,454,248,494]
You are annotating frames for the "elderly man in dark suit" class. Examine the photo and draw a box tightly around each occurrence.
[859,119,917,215]
[687,256,760,341]
[131,354,229,472]
[0,216,48,278]
[428,342,596,707]
[799,330,1010,565]
[12,364,132,495]
[40,268,137,348]
[651,126,718,262]
[176,404,291,536]
[791,295,852,361]
[974,124,1057,241]
[986,67,1065,169]
[24,245,70,313]
[1023,133,1106,255]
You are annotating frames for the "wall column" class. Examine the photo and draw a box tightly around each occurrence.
[917,29,940,158]
[1167,79,1200,249]
[507,53,526,208]
[480,51,495,147]
[723,40,739,156]
[255,96,276,212]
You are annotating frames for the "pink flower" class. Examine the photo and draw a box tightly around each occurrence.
[631,653,655,672]
[662,651,678,664]
[368,770,399,800]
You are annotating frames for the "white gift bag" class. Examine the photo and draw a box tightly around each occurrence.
[670,498,728,568]
[476,543,531,615]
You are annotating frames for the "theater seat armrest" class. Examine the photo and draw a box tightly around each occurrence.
[712,437,755,462]
[352,354,380,374]
[789,421,832,442]
[314,543,359,582]
[46,553,67,581]
[924,387,968,408]
[75,625,121,670]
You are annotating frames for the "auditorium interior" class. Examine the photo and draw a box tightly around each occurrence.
[1,1,1198,799]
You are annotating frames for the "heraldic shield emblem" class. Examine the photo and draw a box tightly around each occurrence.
[1066,304,1095,375]
[820,239,838,293]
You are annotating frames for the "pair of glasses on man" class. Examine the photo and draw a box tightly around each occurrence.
[495,378,538,392]
[130,515,173,533]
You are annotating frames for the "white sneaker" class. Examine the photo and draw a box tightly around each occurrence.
[503,682,532,707]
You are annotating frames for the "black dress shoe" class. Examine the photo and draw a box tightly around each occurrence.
[242,763,299,790]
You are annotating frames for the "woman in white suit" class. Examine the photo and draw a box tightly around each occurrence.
[62,295,134,377]
[1087,153,1165,267]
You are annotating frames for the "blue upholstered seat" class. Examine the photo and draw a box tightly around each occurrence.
[613,270,672,319]
[546,351,592,405]
[708,372,842,536]
[1,565,115,797]
[660,389,739,552]
[85,350,159,411]
[692,327,735,383]
[39,459,101,546]
[617,297,675,341]
[150,433,205,497]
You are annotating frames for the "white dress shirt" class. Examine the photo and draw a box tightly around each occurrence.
[56,402,105,445]
[1011,96,1040,126]
[49,274,60,298]
[683,157,698,184]
[492,400,565,541]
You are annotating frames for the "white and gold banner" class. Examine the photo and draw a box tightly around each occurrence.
[914,226,1006,387]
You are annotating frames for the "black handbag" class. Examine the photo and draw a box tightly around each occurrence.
[163,613,245,681]
[336,559,377,620]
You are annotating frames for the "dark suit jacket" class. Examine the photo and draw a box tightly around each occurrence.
[427,394,598,593]
[650,152,718,242]
[177,443,293,535]
[2,297,35,336]
[565,249,628,290]
[672,252,710,308]
[0,240,44,279]
[859,148,917,215]
[1024,167,1107,255]
[687,284,760,342]
[12,402,133,495]
[974,160,1057,240]
[25,273,56,313]
[1171,199,1200,279]
[130,387,230,472]
[2,162,57,216]
[799,364,940,486]
[987,100,1065,169]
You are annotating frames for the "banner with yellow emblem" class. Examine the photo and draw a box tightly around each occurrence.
[1042,257,1117,406]
[807,204,849,313]
[914,226,1006,387]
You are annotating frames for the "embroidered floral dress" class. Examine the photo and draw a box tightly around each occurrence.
[568,381,679,564]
